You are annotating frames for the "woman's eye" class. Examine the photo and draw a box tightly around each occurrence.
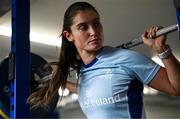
[79,25,88,31]
[94,22,100,27]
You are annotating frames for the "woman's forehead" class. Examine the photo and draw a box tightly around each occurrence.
[72,10,100,25]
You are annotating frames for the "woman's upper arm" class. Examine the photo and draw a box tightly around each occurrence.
[148,67,177,96]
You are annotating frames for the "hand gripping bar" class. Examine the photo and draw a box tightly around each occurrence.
[117,24,178,49]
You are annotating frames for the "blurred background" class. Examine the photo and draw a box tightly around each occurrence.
[0,0,180,118]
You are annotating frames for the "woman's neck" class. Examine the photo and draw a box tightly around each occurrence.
[79,51,97,65]
[77,47,103,65]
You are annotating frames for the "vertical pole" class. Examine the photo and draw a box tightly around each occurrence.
[11,0,31,118]
[174,0,180,39]
[176,9,180,39]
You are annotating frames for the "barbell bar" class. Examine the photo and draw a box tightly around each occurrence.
[117,24,178,49]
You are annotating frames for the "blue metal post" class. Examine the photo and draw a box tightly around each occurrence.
[11,0,31,118]
[174,0,180,40]
[176,9,180,39]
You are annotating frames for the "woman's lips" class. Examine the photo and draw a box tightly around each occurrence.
[89,38,100,43]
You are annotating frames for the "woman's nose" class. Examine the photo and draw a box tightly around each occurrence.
[89,26,97,36]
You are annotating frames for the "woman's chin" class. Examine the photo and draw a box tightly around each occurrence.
[89,44,103,51]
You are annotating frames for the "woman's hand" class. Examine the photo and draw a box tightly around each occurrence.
[141,26,167,53]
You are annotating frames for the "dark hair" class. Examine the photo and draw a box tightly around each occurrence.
[28,2,99,108]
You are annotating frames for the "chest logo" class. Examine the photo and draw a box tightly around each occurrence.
[85,89,93,98]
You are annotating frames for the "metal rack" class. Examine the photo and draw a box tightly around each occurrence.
[10,0,31,118]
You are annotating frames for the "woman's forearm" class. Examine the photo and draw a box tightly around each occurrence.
[162,54,180,95]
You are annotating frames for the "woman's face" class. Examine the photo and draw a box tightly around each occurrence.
[67,9,103,54]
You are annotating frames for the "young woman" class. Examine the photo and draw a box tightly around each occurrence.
[28,2,180,119]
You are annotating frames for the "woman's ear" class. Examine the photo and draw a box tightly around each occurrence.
[63,31,74,42]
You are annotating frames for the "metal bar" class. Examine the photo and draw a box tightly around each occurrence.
[11,0,31,118]
[117,24,178,49]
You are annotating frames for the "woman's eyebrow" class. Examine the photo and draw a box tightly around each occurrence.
[77,17,100,25]
[75,17,101,28]
[93,17,100,22]
[76,22,87,28]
